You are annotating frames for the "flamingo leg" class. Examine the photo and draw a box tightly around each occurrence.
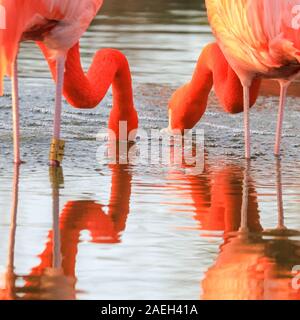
[275,158,286,230]
[274,81,290,156]
[50,168,62,269]
[49,55,66,167]
[4,164,20,299]
[243,85,251,159]
[8,164,20,268]
[11,59,22,164]
[239,160,250,233]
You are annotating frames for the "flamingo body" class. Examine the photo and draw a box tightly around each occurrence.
[205,0,300,158]
[0,0,103,94]
[0,0,138,166]
[0,0,103,165]
[169,1,300,158]
[206,0,300,80]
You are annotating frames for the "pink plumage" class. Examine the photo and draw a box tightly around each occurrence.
[0,0,103,94]
[206,0,300,78]
[0,0,104,165]
[206,0,300,158]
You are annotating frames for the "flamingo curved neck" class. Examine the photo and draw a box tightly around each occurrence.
[168,43,261,131]
[38,42,138,136]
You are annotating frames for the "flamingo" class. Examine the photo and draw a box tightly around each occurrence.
[168,0,300,159]
[0,0,138,166]
[0,144,133,299]
[166,155,300,299]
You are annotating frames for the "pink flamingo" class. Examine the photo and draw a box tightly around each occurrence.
[168,0,300,158]
[0,0,138,166]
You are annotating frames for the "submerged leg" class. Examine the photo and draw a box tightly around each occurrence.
[49,55,66,167]
[240,160,250,233]
[275,158,286,230]
[50,167,62,269]
[274,80,290,156]
[11,59,22,164]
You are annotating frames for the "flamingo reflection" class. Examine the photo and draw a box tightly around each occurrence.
[0,146,133,300]
[0,165,20,300]
[167,148,261,233]
[168,150,300,300]
[198,160,300,300]
[191,162,261,234]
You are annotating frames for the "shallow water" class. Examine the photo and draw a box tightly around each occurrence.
[1,0,300,300]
